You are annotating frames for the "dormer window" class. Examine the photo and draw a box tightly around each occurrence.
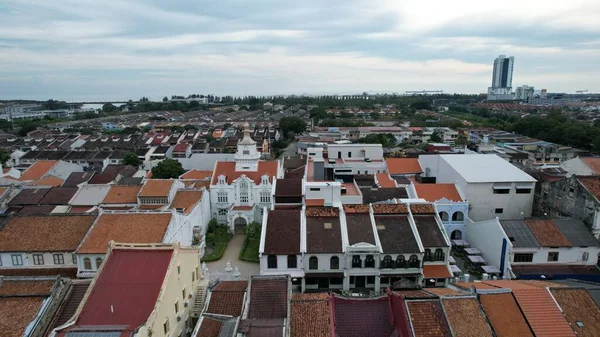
[243,150,249,155]
[262,175,269,185]
[218,175,226,185]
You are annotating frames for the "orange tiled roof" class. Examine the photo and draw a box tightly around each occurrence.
[479,293,534,337]
[343,204,370,213]
[375,173,396,188]
[577,176,600,201]
[372,204,408,214]
[305,199,325,207]
[19,160,58,181]
[424,287,466,296]
[407,300,452,337]
[306,207,339,217]
[102,185,142,204]
[581,157,600,175]
[211,161,278,185]
[410,204,436,214]
[524,219,571,247]
[443,298,493,337]
[77,213,172,254]
[28,175,64,187]
[291,293,330,337]
[139,179,174,197]
[0,297,47,337]
[551,288,600,337]
[455,282,499,290]
[169,190,203,214]
[423,264,451,278]
[386,158,423,175]
[480,280,540,290]
[180,170,212,180]
[0,279,55,296]
[414,183,463,202]
[512,288,576,337]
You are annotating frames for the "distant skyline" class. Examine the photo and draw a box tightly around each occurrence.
[1,0,599,101]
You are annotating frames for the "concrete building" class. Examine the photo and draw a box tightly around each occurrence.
[515,85,535,100]
[487,55,515,100]
[418,154,536,221]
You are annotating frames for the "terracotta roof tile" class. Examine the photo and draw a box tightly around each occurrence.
[479,293,533,337]
[578,176,600,201]
[372,204,408,214]
[306,211,343,253]
[581,157,600,175]
[169,190,203,214]
[211,161,278,185]
[207,281,248,316]
[29,175,64,187]
[306,206,339,217]
[480,280,540,290]
[375,215,420,253]
[38,187,79,205]
[17,205,56,214]
[77,213,172,254]
[525,219,571,247]
[423,265,452,278]
[180,169,212,180]
[455,282,498,290]
[345,213,376,245]
[414,184,463,202]
[410,203,436,214]
[19,160,58,181]
[138,179,174,197]
[414,215,447,247]
[173,143,189,152]
[443,297,492,337]
[248,277,288,319]
[386,158,423,175]
[424,287,466,296]
[0,297,46,337]
[291,293,330,337]
[550,288,600,337]
[101,185,142,204]
[8,188,51,206]
[264,209,301,255]
[0,267,77,278]
[332,295,401,337]
[376,173,397,187]
[343,204,370,213]
[394,290,436,298]
[0,215,96,252]
[196,317,222,337]
[512,288,576,337]
[0,279,55,296]
[406,299,452,337]
[305,199,325,207]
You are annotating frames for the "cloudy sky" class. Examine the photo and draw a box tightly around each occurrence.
[0,0,599,101]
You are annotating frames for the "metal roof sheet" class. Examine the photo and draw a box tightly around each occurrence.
[438,154,537,183]
[500,220,541,248]
[554,218,600,247]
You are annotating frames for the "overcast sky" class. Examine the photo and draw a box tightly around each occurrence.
[1,0,599,101]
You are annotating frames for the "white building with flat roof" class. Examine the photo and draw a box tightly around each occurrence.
[418,154,536,221]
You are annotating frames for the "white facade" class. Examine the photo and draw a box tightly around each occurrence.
[434,199,469,241]
[465,217,512,277]
[560,157,597,177]
[510,246,600,266]
[0,251,77,269]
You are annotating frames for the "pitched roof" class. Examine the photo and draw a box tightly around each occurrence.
[29,175,64,187]
[375,215,420,253]
[512,288,576,337]
[248,277,288,319]
[525,219,571,247]
[554,218,600,247]
[550,288,600,337]
[17,205,56,214]
[275,178,303,197]
[180,169,212,180]
[414,215,447,247]
[500,220,541,248]
[168,190,203,214]
[206,281,248,317]
[138,179,174,197]
[331,295,398,337]
[61,171,95,187]
[423,264,452,278]
[77,213,172,254]
[0,215,96,252]
[211,160,278,185]
[436,154,537,183]
[69,184,111,206]
[376,173,397,187]
[101,185,142,204]
[19,160,58,181]
[72,249,173,330]
[0,278,55,296]
[414,183,463,202]
[479,293,533,337]
[580,157,600,174]
[306,210,343,253]
[386,158,423,175]
[264,209,301,255]
[406,299,452,337]
[290,293,330,337]
[345,213,376,246]
[442,298,493,337]
[196,317,223,337]
[372,204,408,214]
[577,176,600,201]
[410,203,436,214]
[8,188,50,206]
[38,187,78,205]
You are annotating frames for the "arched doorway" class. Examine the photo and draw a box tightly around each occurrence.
[450,230,462,240]
[234,216,247,235]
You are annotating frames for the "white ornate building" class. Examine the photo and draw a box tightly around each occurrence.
[210,123,281,232]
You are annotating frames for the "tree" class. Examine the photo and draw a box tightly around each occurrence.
[162,97,168,102]
[102,103,117,112]
[151,158,184,179]
[122,152,141,168]
[357,133,397,148]
[18,121,41,136]
[455,134,469,147]
[279,116,307,140]
[410,100,432,110]
[0,148,10,166]
[429,132,443,143]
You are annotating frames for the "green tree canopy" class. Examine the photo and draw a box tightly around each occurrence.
[151,158,184,179]
[0,148,10,166]
[429,132,443,143]
[122,152,141,168]
[18,121,41,136]
[102,103,118,112]
[279,116,307,140]
[357,133,397,148]
[162,97,168,102]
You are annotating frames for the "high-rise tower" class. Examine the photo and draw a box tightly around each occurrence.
[488,55,514,100]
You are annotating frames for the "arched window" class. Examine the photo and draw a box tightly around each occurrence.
[330,256,339,269]
[434,249,445,261]
[95,258,103,269]
[424,249,432,262]
[409,255,419,268]
[309,256,318,270]
[365,255,375,268]
[452,211,464,221]
[382,255,393,269]
[83,257,91,270]
[268,255,277,269]
[287,255,297,268]
[395,255,406,268]
[352,255,362,268]
[439,211,449,222]
[451,230,462,240]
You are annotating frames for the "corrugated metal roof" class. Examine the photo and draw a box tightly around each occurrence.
[554,218,600,247]
[438,154,537,183]
[69,185,111,206]
[500,220,540,248]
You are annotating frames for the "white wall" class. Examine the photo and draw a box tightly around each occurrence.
[511,246,600,266]
[0,251,77,269]
[302,253,344,272]
[465,183,533,221]
[259,254,304,278]
[163,211,193,246]
[465,217,512,276]
[48,161,84,180]
[75,253,106,278]
[305,181,342,206]
[327,144,384,160]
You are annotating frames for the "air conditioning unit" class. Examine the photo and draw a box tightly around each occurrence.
[184,300,189,307]
[176,315,182,322]
[188,293,193,299]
